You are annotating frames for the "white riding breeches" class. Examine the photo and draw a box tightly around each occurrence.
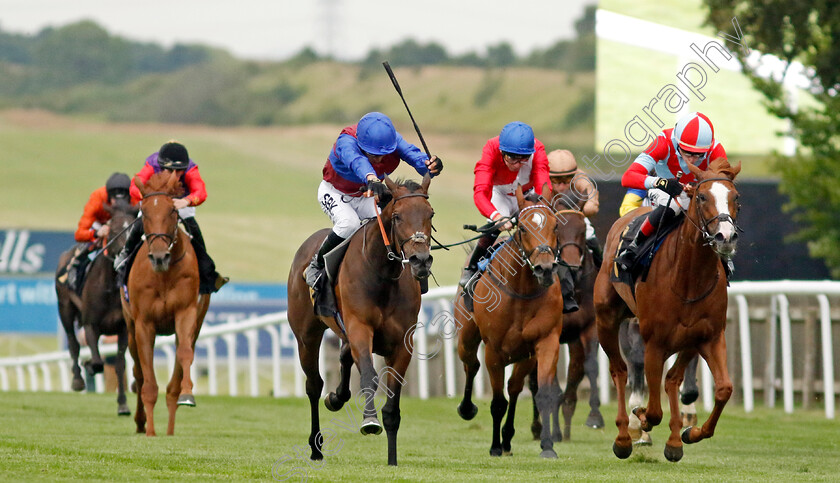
[317,180,377,239]
[647,188,689,214]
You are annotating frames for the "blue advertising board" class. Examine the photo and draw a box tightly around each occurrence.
[0,229,75,275]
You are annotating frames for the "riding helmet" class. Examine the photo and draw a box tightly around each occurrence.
[158,141,190,170]
[356,112,398,156]
[105,172,131,199]
[499,121,535,156]
[673,112,714,154]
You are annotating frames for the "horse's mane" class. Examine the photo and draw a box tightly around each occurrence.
[146,171,185,197]
[708,158,738,180]
[392,178,423,193]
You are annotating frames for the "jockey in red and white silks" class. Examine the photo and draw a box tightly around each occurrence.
[615,112,728,270]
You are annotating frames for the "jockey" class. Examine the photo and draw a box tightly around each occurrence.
[461,122,578,313]
[61,172,135,291]
[547,149,603,268]
[614,112,729,271]
[618,188,648,217]
[304,112,443,289]
[113,141,229,294]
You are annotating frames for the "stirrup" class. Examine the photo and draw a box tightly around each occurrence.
[304,256,324,289]
[459,267,476,288]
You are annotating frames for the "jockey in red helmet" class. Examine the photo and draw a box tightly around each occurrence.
[614,112,730,272]
[304,112,443,290]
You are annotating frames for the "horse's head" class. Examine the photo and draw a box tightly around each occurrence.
[103,198,139,256]
[685,159,742,257]
[515,184,559,287]
[136,171,184,272]
[383,174,434,280]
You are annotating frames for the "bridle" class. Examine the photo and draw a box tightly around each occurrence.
[682,177,741,246]
[554,208,586,269]
[141,191,181,253]
[513,204,562,275]
[382,192,432,263]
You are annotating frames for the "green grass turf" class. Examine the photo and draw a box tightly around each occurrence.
[0,391,838,481]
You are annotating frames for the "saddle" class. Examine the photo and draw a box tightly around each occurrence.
[309,232,355,321]
[610,212,684,290]
[460,237,508,313]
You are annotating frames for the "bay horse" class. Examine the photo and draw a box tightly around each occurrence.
[121,171,211,436]
[455,186,565,458]
[595,159,740,461]
[55,197,138,415]
[287,175,434,466]
[526,190,605,443]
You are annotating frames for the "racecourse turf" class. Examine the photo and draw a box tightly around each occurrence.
[1,391,838,481]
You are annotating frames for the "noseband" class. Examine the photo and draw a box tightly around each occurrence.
[142,192,180,252]
[686,178,741,245]
[514,205,561,274]
[386,192,431,263]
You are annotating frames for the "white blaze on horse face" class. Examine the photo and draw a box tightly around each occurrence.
[153,198,158,207]
[709,182,735,240]
[530,212,545,228]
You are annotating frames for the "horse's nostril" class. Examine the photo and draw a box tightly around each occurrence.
[731,232,739,243]
[715,233,725,243]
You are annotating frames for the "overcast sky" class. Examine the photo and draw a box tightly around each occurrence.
[0,0,593,61]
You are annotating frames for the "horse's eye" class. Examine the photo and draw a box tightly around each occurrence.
[430,211,435,219]
[393,213,400,221]
[697,193,707,203]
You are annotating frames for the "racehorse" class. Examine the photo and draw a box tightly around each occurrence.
[55,197,138,415]
[595,159,740,461]
[121,171,210,436]
[621,318,701,445]
[455,186,566,458]
[287,175,434,466]
[526,190,605,442]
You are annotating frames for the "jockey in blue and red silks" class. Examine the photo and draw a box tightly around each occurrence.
[304,112,443,289]
[614,112,730,271]
[114,141,228,294]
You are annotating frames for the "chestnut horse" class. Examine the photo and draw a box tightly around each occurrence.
[55,198,138,416]
[121,171,210,436]
[595,159,740,461]
[288,175,434,466]
[456,186,565,458]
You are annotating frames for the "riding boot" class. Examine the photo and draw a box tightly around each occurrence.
[585,235,603,269]
[305,231,345,289]
[115,220,143,288]
[559,266,579,314]
[182,217,228,294]
[459,230,500,287]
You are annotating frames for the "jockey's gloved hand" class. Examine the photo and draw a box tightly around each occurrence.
[655,177,683,198]
[366,178,390,198]
[427,156,443,177]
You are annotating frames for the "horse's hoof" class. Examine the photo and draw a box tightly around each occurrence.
[359,417,382,435]
[613,442,632,459]
[681,389,699,405]
[117,404,131,416]
[84,359,105,375]
[177,394,196,407]
[502,450,512,456]
[664,444,683,462]
[634,431,653,446]
[681,426,696,444]
[71,377,86,392]
[540,449,558,459]
[457,401,478,421]
[324,392,345,412]
[489,447,503,457]
[586,411,605,429]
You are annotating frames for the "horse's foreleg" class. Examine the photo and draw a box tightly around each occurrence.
[128,325,145,433]
[59,303,85,391]
[662,351,694,462]
[115,328,131,416]
[484,348,508,457]
[682,336,732,446]
[528,369,541,440]
[681,355,700,428]
[174,306,199,405]
[502,359,535,455]
[165,357,183,436]
[456,311,481,421]
[597,313,631,458]
[296,328,326,461]
[135,320,158,437]
[582,331,604,429]
[382,348,412,466]
[562,339,587,441]
[534,334,561,459]
[325,342,353,412]
[83,324,105,374]
[347,321,381,435]
[641,344,666,431]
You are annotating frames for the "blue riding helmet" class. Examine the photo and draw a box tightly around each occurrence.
[357,112,398,155]
[498,121,535,155]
